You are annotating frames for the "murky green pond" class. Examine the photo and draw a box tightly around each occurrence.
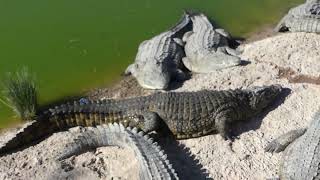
[0,0,304,128]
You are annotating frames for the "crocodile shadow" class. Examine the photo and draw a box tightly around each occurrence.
[167,71,192,90]
[153,134,212,180]
[232,87,291,136]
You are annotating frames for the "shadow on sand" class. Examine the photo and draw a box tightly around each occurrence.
[153,135,212,180]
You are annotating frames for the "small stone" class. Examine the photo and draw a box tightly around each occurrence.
[20,162,27,168]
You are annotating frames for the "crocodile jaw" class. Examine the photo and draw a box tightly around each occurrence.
[247,84,283,115]
[136,66,170,90]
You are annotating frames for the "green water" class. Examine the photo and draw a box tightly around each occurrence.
[0,0,304,128]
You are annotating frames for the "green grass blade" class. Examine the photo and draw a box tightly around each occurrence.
[1,67,39,121]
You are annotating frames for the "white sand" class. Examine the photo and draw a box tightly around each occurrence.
[1,32,320,180]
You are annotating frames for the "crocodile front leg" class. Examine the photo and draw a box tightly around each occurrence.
[264,128,307,153]
[215,109,235,140]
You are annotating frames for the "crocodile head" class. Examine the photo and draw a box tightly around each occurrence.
[246,84,282,116]
[135,60,171,90]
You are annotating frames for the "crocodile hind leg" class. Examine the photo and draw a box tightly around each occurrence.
[182,31,193,42]
[264,128,307,153]
[215,110,234,140]
[59,123,178,180]
[136,111,162,133]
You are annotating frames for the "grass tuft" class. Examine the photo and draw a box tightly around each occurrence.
[0,67,38,121]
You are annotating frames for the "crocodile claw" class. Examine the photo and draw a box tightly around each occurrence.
[264,140,286,153]
[222,131,239,142]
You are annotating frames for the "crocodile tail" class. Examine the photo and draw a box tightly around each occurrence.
[48,100,110,128]
[295,17,320,33]
[183,9,201,17]
[59,123,178,180]
[0,100,88,156]
[170,11,192,39]
[0,118,58,155]
[128,126,179,180]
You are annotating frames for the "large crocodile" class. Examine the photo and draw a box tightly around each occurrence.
[125,12,192,90]
[275,0,320,33]
[265,110,320,179]
[182,12,241,73]
[0,85,282,155]
[60,123,178,180]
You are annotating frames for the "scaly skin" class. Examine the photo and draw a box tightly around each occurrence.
[275,0,320,32]
[265,110,320,179]
[59,123,178,180]
[125,12,192,90]
[276,16,320,33]
[182,12,241,73]
[0,85,282,155]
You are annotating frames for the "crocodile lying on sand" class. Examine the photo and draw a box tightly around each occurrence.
[0,85,282,155]
[265,110,320,179]
[60,123,178,180]
[125,12,192,90]
[182,12,241,73]
[275,0,320,33]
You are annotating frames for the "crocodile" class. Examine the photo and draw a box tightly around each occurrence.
[0,85,282,155]
[265,110,320,179]
[125,12,192,90]
[59,123,178,180]
[182,12,241,73]
[275,0,320,33]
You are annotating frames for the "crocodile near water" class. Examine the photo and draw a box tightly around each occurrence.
[182,12,242,73]
[275,0,320,33]
[265,110,320,179]
[125,12,192,90]
[0,85,282,156]
[60,123,178,180]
